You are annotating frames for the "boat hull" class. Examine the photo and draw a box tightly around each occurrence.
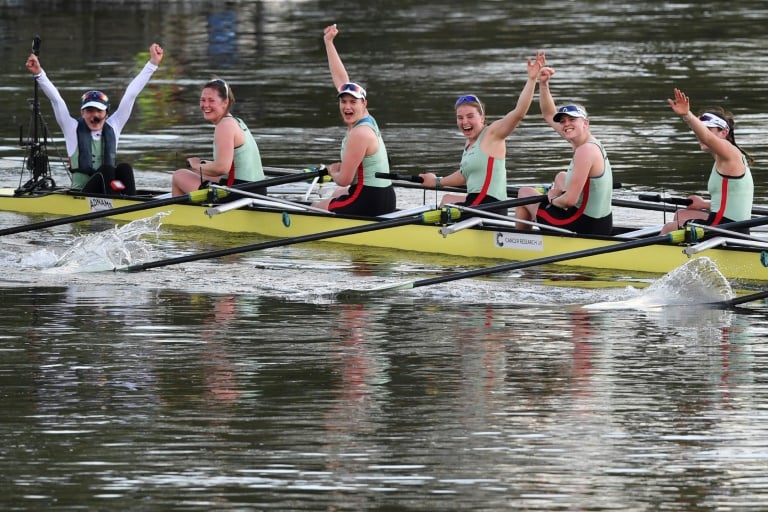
[1,188,767,281]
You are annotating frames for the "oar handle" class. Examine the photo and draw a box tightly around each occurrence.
[237,167,328,191]
[375,172,424,183]
[636,193,768,216]
[638,193,692,206]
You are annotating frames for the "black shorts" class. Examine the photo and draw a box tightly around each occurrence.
[329,184,396,216]
[537,201,613,235]
[74,163,136,196]
[457,194,508,216]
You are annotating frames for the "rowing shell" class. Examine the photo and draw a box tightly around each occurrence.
[1,187,767,281]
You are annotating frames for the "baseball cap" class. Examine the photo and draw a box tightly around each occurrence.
[81,90,110,111]
[553,104,588,122]
[338,82,366,100]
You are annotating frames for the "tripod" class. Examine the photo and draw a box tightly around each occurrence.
[16,35,56,195]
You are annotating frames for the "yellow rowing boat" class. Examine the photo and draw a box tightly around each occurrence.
[1,185,767,282]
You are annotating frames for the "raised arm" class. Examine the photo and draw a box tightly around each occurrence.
[538,66,558,129]
[26,53,78,155]
[323,24,350,90]
[486,51,545,141]
[109,43,164,132]
[667,88,738,163]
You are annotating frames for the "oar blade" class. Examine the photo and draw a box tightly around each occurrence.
[337,280,416,298]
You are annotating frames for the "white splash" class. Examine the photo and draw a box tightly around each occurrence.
[42,212,168,273]
[584,257,733,310]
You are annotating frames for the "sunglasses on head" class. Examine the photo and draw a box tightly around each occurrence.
[340,82,362,93]
[455,95,483,114]
[81,90,108,103]
[699,113,728,130]
[208,79,229,99]
[338,82,367,99]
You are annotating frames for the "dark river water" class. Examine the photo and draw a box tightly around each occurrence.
[2,1,768,510]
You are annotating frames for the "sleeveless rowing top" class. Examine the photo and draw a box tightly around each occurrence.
[565,139,612,218]
[340,116,391,188]
[708,154,753,223]
[212,116,264,183]
[459,127,508,201]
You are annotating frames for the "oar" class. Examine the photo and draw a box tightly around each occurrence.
[349,230,692,293]
[377,172,623,195]
[637,193,768,216]
[376,172,468,193]
[378,172,525,195]
[119,194,546,272]
[637,193,692,206]
[0,168,328,237]
[120,208,457,272]
[611,198,685,214]
[717,290,768,308]
[348,215,768,294]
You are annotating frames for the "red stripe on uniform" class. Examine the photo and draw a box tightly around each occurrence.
[227,161,236,186]
[470,156,494,206]
[711,177,728,226]
[537,180,591,226]
[328,164,365,210]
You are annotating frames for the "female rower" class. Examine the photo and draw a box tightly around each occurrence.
[171,78,264,196]
[660,88,753,234]
[515,66,613,235]
[25,43,164,196]
[418,51,546,214]
[312,24,396,216]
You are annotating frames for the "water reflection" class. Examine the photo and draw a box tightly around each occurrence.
[1,285,768,508]
[200,294,243,408]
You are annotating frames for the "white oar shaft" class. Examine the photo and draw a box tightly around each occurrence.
[684,236,768,255]
[211,185,331,214]
[205,197,309,217]
[454,205,575,234]
[695,223,767,243]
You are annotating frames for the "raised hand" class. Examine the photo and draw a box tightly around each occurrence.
[149,43,164,66]
[527,50,546,80]
[25,53,41,75]
[668,88,690,116]
[324,24,338,44]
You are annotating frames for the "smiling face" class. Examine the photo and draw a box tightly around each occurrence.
[80,107,108,131]
[200,86,230,123]
[557,114,590,142]
[455,103,485,141]
[338,93,367,126]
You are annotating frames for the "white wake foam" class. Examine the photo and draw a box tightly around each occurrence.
[42,212,168,273]
[584,257,733,310]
